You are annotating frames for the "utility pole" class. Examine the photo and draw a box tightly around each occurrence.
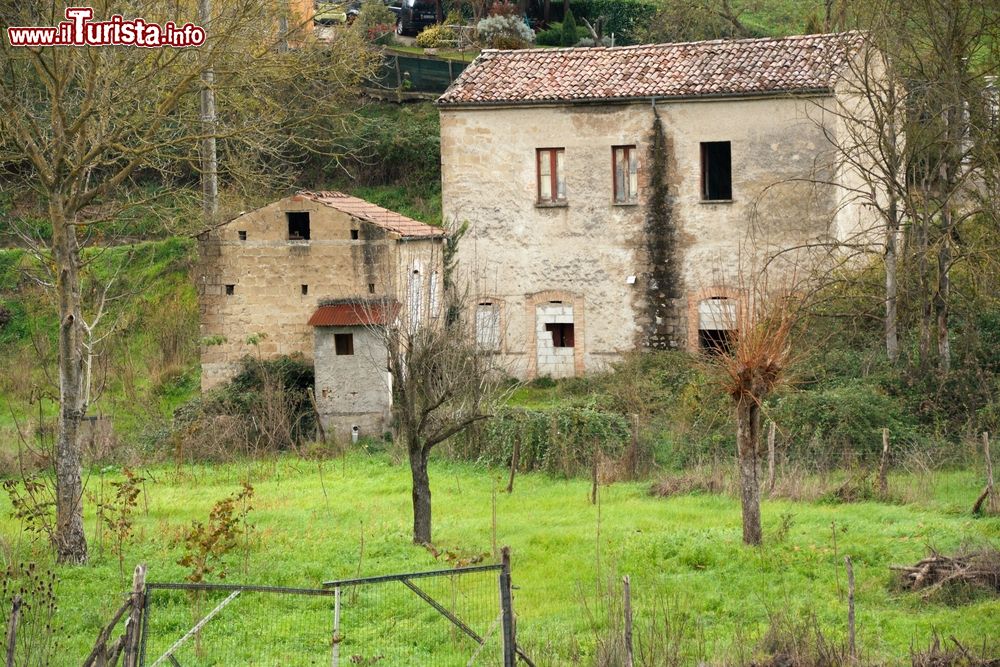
[199,0,218,222]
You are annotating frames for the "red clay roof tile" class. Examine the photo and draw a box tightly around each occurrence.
[308,300,400,327]
[298,190,444,239]
[438,33,862,106]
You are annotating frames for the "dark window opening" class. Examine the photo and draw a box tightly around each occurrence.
[350,229,359,240]
[549,300,562,304]
[225,284,235,295]
[301,284,308,295]
[701,141,732,200]
[334,333,354,356]
[238,230,247,241]
[699,328,734,355]
[286,211,311,240]
[545,322,575,348]
[368,283,376,294]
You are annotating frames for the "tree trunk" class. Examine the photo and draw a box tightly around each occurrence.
[52,200,89,564]
[916,213,933,367]
[885,198,899,363]
[736,398,762,546]
[935,208,953,376]
[410,445,432,544]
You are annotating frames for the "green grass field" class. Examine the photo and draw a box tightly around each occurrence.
[1,454,997,664]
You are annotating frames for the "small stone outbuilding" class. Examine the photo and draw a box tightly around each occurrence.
[196,190,444,438]
[308,299,400,441]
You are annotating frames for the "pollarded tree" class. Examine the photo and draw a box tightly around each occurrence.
[706,278,799,546]
[0,0,377,563]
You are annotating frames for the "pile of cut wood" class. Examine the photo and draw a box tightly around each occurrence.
[892,548,1000,595]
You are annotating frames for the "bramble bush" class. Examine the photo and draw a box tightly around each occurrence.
[467,406,631,477]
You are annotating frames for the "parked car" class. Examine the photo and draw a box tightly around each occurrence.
[396,0,438,36]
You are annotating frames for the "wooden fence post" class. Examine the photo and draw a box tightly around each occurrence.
[5,595,21,667]
[622,576,633,667]
[122,563,147,667]
[973,431,995,515]
[499,547,515,667]
[506,433,520,494]
[845,556,856,664]
[767,421,776,494]
[627,414,640,480]
[878,428,890,499]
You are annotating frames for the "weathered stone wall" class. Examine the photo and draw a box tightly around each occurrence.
[442,93,868,376]
[313,325,391,442]
[197,195,442,389]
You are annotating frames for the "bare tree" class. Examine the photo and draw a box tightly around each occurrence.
[0,1,375,563]
[364,239,512,545]
[822,2,999,372]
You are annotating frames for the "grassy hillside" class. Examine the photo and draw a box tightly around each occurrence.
[0,456,996,663]
[0,239,200,457]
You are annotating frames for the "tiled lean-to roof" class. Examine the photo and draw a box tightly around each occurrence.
[437,32,863,106]
[295,191,444,239]
[308,299,401,327]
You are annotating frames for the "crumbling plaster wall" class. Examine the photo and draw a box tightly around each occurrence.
[441,93,859,376]
[314,325,391,441]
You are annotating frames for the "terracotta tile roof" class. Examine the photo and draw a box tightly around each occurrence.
[308,300,401,327]
[295,190,444,239]
[438,33,863,106]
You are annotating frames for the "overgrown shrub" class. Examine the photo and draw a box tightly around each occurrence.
[771,381,921,463]
[535,22,569,46]
[477,14,534,49]
[415,23,457,48]
[165,354,316,461]
[465,406,631,477]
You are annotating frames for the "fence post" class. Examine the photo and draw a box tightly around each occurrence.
[622,576,633,667]
[499,547,515,667]
[123,564,147,667]
[878,428,890,498]
[331,587,341,667]
[767,420,776,494]
[845,556,856,664]
[5,595,21,667]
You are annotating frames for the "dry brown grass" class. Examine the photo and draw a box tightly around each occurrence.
[650,463,729,498]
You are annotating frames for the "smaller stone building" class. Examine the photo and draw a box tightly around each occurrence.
[309,299,400,440]
[196,190,444,438]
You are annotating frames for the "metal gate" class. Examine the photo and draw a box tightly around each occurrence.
[139,557,530,666]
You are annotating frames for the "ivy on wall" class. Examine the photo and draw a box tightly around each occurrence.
[645,108,683,349]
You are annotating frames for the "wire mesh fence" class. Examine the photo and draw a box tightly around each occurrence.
[139,563,515,666]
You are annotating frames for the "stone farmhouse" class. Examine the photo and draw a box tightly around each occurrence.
[196,190,444,438]
[437,33,878,379]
